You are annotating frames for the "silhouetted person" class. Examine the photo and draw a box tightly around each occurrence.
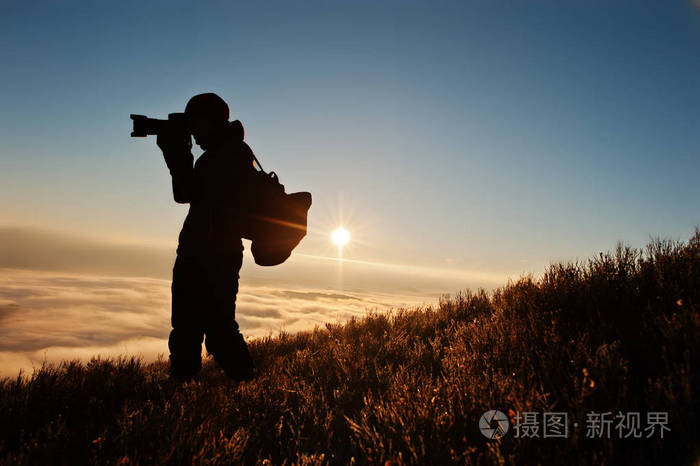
[157,93,256,382]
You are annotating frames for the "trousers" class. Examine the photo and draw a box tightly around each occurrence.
[168,253,253,380]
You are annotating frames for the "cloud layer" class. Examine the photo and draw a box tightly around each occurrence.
[0,268,428,377]
[0,226,506,376]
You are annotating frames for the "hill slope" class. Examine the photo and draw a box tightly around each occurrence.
[1,232,699,465]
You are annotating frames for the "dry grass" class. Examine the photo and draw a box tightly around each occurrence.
[1,231,699,465]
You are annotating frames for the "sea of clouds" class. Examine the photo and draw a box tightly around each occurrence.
[0,268,421,377]
[0,227,503,377]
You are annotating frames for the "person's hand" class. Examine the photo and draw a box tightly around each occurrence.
[157,130,192,154]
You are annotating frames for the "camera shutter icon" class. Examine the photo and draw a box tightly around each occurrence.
[479,410,510,439]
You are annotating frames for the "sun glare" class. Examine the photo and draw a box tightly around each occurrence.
[332,227,350,247]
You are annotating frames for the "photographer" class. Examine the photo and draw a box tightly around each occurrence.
[156,93,256,382]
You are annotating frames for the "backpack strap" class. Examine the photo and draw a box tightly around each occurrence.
[251,152,265,173]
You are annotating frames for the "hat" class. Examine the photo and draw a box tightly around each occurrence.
[184,93,229,122]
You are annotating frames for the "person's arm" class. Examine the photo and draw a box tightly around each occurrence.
[157,133,195,204]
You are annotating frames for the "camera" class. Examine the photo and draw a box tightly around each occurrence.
[130,112,188,137]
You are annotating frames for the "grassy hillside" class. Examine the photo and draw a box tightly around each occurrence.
[1,232,699,465]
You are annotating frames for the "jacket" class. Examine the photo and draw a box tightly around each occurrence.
[163,120,255,257]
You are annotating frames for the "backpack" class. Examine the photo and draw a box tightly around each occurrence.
[241,153,312,266]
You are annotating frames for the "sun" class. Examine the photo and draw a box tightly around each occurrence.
[332,227,350,247]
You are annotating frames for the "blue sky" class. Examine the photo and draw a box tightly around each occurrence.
[1,0,699,275]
